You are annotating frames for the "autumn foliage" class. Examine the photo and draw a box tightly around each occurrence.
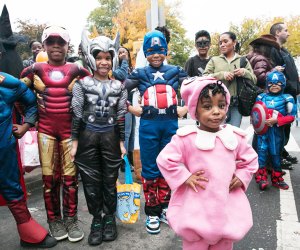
[14,1,300,65]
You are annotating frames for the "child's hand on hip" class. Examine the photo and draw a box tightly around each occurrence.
[185,170,208,193]
[229,175,243,191]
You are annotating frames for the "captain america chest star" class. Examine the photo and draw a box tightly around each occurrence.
[152,70,165,81]
[263,95,286,114]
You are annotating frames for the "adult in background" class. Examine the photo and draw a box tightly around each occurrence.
[203,31,257,127]
[247,34,280,88]
[185,30,211,77]
[23,40,42,68]
[270,22,300,166]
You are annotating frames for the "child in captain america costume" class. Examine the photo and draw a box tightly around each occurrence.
[253,71,296,190]
[125,30,188,234]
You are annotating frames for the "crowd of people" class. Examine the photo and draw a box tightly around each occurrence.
[0,3,299,249]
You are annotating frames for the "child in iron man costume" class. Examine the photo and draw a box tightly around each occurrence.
[253,71,296,190]
[20,25,90,242]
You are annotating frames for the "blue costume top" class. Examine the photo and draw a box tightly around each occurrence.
[257,92,295,117]
[128,64,186,96]
[256,71,296,170]
[126,64,187,121]
[0,72,37,202]
[0,72,37,148]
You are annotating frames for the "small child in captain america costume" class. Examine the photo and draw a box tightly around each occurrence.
[253,71,296,190]
[125,30,188,234]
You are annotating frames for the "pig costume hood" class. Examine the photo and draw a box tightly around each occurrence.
[180,76,231,120]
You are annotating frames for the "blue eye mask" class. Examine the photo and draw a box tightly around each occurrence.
[143,30,168,57]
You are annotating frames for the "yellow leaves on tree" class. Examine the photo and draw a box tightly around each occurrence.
[112,0,149,55]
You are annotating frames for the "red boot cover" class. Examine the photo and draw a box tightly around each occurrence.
[255,168,267,183]
[17,217,48,243]
[8,199,31,224]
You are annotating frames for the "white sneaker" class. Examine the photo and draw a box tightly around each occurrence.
[160,208,168,225]
[145,216,160,234]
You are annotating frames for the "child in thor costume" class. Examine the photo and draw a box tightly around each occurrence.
[253,71,296,190]
[71,30,127,246]
[125,30,188,234]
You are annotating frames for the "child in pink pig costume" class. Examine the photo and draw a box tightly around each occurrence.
[157,76,258,250]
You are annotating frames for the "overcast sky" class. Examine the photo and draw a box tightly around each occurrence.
[2,0,298,49]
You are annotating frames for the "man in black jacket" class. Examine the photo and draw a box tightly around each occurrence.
[270,22,300,168]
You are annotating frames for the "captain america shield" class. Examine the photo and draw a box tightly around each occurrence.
[251,101,269,135]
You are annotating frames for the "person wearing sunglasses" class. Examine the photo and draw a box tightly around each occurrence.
[185,30,211,77]
[20,25,91,243]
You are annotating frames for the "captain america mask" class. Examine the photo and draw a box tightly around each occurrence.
[143,30,168,57]
[266,71,286,92]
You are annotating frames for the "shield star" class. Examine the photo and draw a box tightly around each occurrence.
[152,71,165,81]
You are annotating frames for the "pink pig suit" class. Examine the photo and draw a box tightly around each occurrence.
[157,124,258,250]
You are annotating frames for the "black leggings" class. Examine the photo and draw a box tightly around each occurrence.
[75,128,122,217]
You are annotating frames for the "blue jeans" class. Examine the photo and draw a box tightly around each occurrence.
[125,112,136,152]
[226,104,242,128]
